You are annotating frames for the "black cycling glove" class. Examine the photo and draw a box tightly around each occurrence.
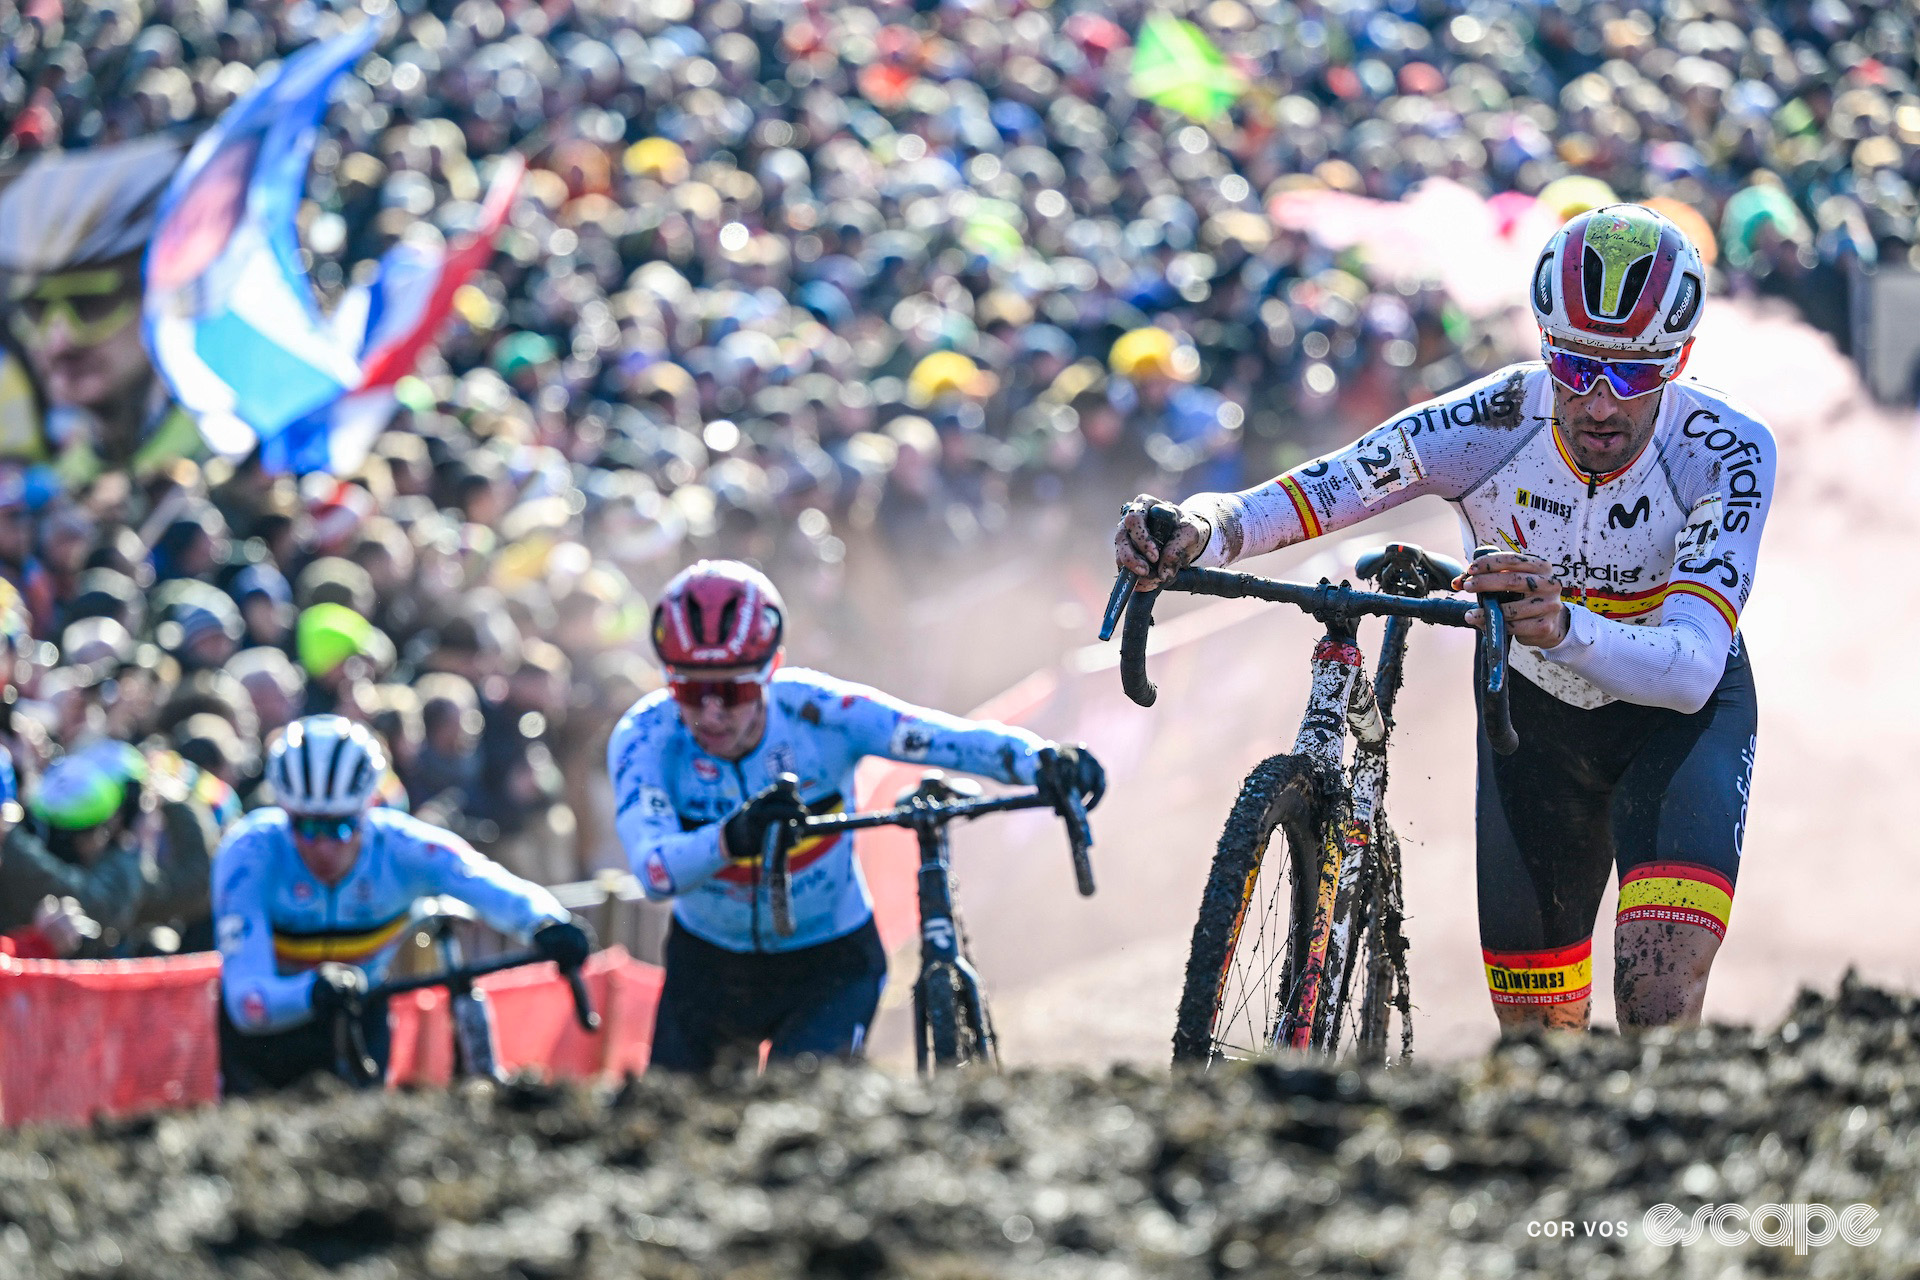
[533,919,593,972]
[722,778,810,864]
[1036,743,1107,811]
[308,962,368,1018]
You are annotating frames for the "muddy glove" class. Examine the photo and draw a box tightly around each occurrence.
[308,962,368,1019]
[1036,744,1106,812]
[722,778,809,865]
[533,920,592,972]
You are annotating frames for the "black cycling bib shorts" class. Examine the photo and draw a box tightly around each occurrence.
[1474,639,1756,1011]
[648,918,888,1073]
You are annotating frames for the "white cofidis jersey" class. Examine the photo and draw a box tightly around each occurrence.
[213,806,569,1033]
[1185,364,1775,713]
[607,667,1051,953]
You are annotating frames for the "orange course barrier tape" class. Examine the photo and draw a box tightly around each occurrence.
[0,953,222,1127]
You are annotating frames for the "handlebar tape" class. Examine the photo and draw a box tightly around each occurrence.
[1119,587,1160,707]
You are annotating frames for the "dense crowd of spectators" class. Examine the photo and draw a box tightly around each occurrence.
[0,0,1905,956]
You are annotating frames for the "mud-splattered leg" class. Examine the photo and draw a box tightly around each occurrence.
[1483,940,1596,1032]
[1614,919,1720,1028]
[1493,995,1591,1033]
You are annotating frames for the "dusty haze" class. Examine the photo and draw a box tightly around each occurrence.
[796,299,1919,1069]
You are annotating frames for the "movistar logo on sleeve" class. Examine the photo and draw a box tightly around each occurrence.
[1515,488,1574,520]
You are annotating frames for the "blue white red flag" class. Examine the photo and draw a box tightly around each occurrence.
[143,23,520,475]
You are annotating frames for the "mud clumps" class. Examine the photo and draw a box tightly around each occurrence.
[3,975,1918,1278]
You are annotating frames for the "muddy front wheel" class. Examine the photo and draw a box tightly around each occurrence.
[1171,754,1326,1065]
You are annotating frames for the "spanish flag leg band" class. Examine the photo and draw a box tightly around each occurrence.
[1484,938,1593,1007]
[1617,862,1734,941]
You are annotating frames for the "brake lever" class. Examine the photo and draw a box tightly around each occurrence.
[764,774,802,938]
[1101,504,1184,642]
[1061,788,1096,897]
[1098,572,1135,643]
[1470,544,1521,756]
[332,1003,379,1086]
[566,969,601,1032]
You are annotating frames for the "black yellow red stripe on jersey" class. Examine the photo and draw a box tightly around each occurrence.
[271,910,413,969]
[712,791,848,884]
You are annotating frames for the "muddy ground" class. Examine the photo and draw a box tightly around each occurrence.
[2,975,1915,1279]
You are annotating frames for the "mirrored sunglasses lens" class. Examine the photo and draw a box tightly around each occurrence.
[1547,349,1672,399]
[294,817,355,841]
[1600,362,1673,398]
[1545,350,1600,394]
[670,678,762,707]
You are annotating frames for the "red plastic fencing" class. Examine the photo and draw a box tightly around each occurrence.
[0,953,222,1127]
[387,945,665,1087]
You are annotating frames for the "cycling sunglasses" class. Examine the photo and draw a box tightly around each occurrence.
[1542,340,1684,401]
[667,669,772,709]
[10,268,140,347]
[290,815,359,843]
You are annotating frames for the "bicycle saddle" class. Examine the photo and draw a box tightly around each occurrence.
[1355,543,1466,598]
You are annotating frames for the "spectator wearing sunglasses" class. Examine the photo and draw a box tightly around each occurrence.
[0,137,206,491]
[1117,204,1775,1041]
[608,561,1105,1073]
[212,714,588,1093]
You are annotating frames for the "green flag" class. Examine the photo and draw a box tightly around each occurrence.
[1130,13,1246,121]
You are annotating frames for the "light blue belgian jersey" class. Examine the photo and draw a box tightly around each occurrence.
[213,806,568,1032]
[607,668,1050,953]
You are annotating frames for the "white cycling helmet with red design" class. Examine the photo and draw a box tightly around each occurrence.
[651,560,785,670]
[1530,204,1707,355]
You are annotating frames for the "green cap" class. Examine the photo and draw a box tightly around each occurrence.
[31,755,124,831]
[296,603,394,679]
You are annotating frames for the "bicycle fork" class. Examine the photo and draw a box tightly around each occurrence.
[438,928,506,1082]
[912,821,995,1072]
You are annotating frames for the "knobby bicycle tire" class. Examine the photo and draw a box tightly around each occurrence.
[917,964,993,1070]
[1350,822,1414,1065]
[1172,754,1327,1064]
[1317,813,1410,1060]
[959,970,998,1069]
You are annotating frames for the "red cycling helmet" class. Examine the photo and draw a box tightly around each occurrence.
[651,560,786,670]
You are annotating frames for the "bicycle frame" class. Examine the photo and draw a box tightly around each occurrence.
[1271,611,1411,1050]
[331,907,599,1086]
[1116,521,1517,1060]
[771,778,1094,1071]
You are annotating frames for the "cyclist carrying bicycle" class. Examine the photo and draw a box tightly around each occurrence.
[1116,205,1772,1034]
[213,715,590,1092]
[608,560,1104,1072]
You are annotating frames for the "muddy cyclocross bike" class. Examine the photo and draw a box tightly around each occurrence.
[1102,505,1518,1066]
[331,897,600,1085]
[760,770,1095,1072]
